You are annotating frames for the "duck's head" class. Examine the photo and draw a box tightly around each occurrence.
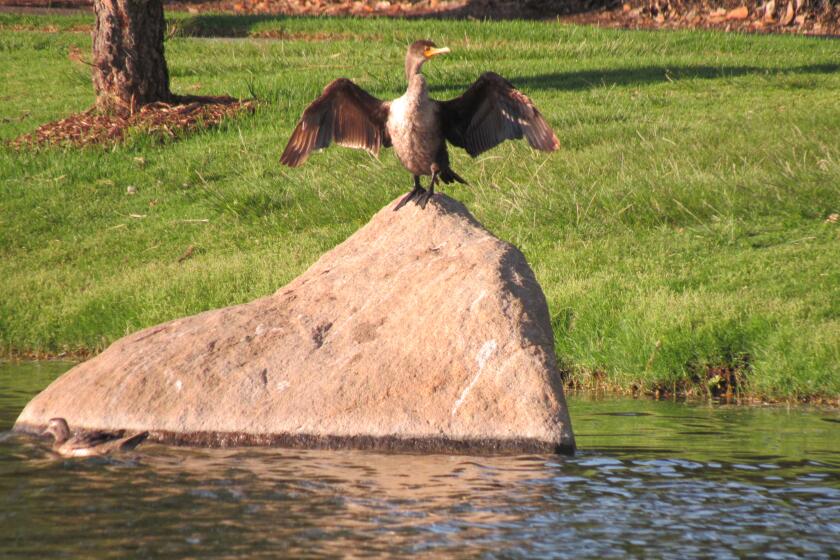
[405,40,450,80]
[42,417,71,444]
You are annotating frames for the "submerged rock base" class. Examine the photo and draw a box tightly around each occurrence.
[15,195,575,455]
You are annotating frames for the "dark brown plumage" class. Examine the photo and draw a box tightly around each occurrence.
[440,72,559,157]
[280,78,391,167]
[42,417,148,458]
[280,40,559,209]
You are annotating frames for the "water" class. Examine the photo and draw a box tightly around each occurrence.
[1,361,839,558]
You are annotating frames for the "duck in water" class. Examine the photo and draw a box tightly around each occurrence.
[280,40,559,210]
[41,417,148,458]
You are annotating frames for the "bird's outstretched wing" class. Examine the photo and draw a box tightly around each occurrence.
[439,72,559,157]
[280,78,391,167]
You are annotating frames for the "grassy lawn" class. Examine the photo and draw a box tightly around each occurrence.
[1,12,838,401]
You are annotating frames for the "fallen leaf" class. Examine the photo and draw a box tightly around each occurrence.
[727,6,749,19]
[68,45,86,64]
[178,245,196,263]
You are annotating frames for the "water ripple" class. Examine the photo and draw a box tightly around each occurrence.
[1,363,839,558]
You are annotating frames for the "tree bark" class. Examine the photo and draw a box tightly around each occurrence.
[92,0,172,115]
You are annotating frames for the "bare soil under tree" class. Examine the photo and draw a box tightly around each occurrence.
[9,0,254,148]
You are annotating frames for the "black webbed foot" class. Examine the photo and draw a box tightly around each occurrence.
[394,185,426,211]
[417,190,434,209]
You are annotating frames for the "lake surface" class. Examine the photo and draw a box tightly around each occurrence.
[1,361,839,558]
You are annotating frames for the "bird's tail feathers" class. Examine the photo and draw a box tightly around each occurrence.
[440,168,467,185]
[118,431,149,451]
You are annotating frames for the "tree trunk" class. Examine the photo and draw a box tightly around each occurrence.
[92,0,172,115]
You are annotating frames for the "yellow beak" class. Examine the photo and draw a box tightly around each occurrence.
[425,46,451,59]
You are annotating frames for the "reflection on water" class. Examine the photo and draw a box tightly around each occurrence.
[1,362,839,558]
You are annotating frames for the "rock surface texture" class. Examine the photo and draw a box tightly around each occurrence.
[16,196,575,454]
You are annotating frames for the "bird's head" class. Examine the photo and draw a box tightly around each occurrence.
[405,40,450,80]
[42,417,71,444]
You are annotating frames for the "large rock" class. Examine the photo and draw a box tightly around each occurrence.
[16,195,575,454]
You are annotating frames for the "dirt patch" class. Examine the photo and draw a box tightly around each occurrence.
[0,0,837,35]
[173,0,470,16]
[9,96,255,149]
[559,0,840,36]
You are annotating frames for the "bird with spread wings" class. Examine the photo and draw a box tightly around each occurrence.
[281,40,559,210]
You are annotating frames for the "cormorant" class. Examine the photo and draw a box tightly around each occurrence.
[280,40,559,210]
[41,417,148,458]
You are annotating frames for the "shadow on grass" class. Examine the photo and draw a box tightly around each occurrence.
[170,14,378,39]
[172,14,288,37]
[168,14,840,94]
[424,63,840,93]
[508,63,840,91]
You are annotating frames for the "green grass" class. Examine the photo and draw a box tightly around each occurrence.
[1,13,838,401]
